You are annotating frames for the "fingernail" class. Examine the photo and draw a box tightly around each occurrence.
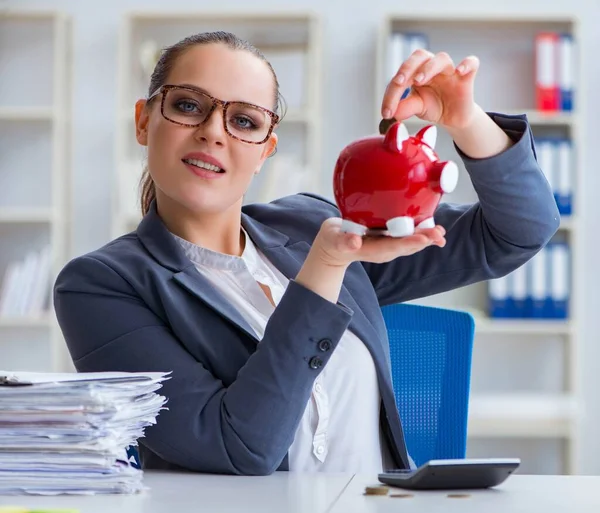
[415,73,425,83]
[383,108,392,119]
[394,73,405,85]
[457,65,466,74]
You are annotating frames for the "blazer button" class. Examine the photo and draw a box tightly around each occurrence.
[309,357,323,370]
[318,339,332,352]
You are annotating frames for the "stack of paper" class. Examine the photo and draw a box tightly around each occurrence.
[0,371,169,496]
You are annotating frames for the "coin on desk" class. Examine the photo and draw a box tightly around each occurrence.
[447,493,471,498]
[390,493,415,498]
[364,485,389,496]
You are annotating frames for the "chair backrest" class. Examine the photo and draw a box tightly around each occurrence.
[381,303,475,467]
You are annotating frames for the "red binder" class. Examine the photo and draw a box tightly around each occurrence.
[535,32,559,111]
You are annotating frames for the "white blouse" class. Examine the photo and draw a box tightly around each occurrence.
[173,229,389,473]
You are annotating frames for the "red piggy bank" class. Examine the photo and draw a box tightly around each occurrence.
[332,122,458,237]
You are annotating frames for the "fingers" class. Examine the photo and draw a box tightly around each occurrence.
[382,50,478,119]
[416,226,446,247]
[359,235,439,262]
[390,93,423,124]
[413,51,455,84]
[456,55,480,78]
[382,48,434,118]
[389,53,454,120]
[415,225,446,240]
[358,227,447,263]
[391,48,435,87]
[335,232,362,253]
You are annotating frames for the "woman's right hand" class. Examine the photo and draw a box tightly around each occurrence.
[313,217,446,268]
[295,217,445,304]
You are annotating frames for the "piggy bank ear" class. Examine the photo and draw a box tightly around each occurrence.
[396,122,409,150]
[416,125,437,149]
[383,121,410,153]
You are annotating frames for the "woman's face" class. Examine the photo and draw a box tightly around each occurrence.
[135,43,278,216]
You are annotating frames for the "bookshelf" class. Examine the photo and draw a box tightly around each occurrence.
[0,9,72,372]
[114,10,323,238]
[376,14,582,474]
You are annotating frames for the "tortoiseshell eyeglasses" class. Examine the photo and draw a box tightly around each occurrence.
[148,84,280,145]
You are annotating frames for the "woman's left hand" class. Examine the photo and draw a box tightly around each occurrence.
[381,49,480,130]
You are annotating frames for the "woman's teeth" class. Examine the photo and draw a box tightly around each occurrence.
[183,158,224,173]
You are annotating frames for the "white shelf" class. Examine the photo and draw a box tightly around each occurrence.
[376,13,583,474]
[519,110,577,126]
[125,10,317,22]
[114,10,323,238]
[475,318,573,336]
[0,208,54,223]
[0,106,54,121]
[468,394,578,438]
[398,110,576,128]
[0,315,53,328]
[0,10,72,373]
[384,13,579,24]
[559,217,575,232]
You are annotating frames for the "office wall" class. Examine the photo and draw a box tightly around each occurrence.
[5,0,600,474]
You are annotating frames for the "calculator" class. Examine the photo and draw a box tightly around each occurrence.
[378,458,521,490]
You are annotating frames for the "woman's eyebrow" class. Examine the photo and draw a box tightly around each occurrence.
[175,83,266,108]
[175,83,211,95]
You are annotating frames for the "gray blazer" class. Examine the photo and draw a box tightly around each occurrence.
[53,112,559,476]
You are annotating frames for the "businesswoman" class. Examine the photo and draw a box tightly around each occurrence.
[53,31,559,476]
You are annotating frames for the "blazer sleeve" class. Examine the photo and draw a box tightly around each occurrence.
[53,255,353,476]
[361,112,561,305]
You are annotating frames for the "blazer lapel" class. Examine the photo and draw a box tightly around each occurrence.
[171,269,259,342]
[136,202,259,342]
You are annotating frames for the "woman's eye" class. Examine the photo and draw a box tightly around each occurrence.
[234,116,256,130]
[176,100,198,113]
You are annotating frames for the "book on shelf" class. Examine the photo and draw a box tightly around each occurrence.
[0,245,51,319]
[535,135,573,216]
[535,32,575,112]
[488,241,569,320]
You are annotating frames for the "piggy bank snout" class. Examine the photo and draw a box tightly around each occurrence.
[439,161,459,193]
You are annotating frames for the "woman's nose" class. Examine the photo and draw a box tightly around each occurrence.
[193,106,227,145]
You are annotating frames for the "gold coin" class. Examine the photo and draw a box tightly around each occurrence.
[364,485,389,496]
[378,118,396,135]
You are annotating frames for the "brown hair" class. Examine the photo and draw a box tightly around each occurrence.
[139,31,286,216]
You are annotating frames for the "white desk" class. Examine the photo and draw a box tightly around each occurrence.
[1,472,600,512]
[331,473,600,512]
[0,471,351,513]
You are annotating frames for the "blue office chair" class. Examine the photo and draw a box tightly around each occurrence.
[381,303,475,467]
